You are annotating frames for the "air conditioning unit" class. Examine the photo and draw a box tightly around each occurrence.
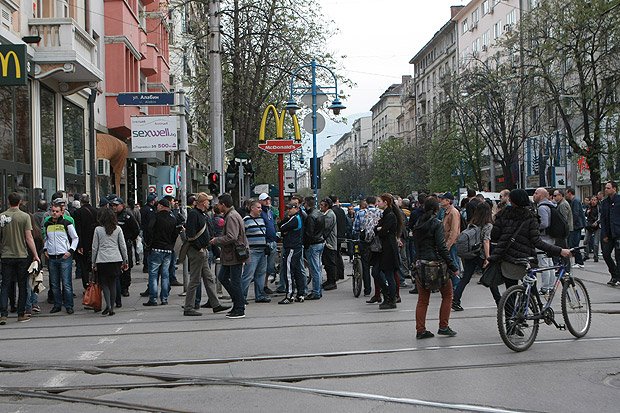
[482,45,488,52]
[97,158,111,176]
[0,4,12,30]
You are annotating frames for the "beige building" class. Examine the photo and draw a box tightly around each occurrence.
[351,115,372,165]
[370,77,408,152]
[397,75,416,146]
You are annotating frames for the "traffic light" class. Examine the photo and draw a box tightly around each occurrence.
[208,172,220,195]
[225,172,236,192]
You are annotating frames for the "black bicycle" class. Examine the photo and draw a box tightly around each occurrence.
[347,239,363,297]
[497,247,591,352]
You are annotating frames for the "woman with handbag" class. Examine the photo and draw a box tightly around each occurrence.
[374,194,404,310]
[92,208,128,316]
[489,189,571,300]
[452,202,493,312]
[412,198,459,339]
[584,197,600,262]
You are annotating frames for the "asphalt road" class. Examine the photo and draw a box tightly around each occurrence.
[0,257,619,412]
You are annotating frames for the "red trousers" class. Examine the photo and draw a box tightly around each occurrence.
[415,278,453,333]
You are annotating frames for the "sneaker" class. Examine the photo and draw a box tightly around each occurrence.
[50,307,61,314]
[160,301,168,306]
[612,280,620,287]
[452,302,464,312]
[263,287,274,295]
[115,303,122,308]
[121,290,130,297]
[0,316,6,325]
[212,305,231,313]
[295,295,305,303]
[201,301,212,308]
[170,280,184,287]
[66,308,74,315]
[102,308,110,316]
[306,293,321,300]
[275,287,286,294]
[226,310,245,319]
[379,301,397,310]
[573,263,584,269]
[323,283,337,291]
[140,290,149,297]
[416,330,434,339]
[437,327,457,337]
[17,314,31,322]
[366,296,382,304]
[255,298,272,303]
[32,305,41,313]
[143,301,158,307]
[278,297,294,304]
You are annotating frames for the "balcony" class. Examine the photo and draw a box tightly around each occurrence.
[29,18,103,90]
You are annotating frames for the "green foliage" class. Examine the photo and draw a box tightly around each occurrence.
[369,137,428,197]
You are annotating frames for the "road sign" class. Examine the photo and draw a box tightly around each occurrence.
[148,185,157,194]
[116,93,175,106]
[303,113,325,134]
[162,184,176,197]
[258,139,302,154]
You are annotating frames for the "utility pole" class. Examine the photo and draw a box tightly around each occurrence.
[209,0,225,194]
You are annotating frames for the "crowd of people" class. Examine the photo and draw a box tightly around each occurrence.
[0,181,618,331]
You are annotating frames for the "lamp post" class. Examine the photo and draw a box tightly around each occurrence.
[285,60,345,199]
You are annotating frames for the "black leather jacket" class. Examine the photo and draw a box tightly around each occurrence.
[304,207,324,246]
[412,212,458,273]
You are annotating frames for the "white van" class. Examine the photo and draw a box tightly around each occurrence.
[458,191,502,206]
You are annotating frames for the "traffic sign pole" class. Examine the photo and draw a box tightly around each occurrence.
[278,154,285,220]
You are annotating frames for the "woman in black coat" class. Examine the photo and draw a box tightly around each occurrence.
[489,189,571,299]
[374,194,403,309]
[412,198,459,339]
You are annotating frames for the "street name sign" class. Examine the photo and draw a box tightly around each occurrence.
[117,92,174,106]
[258,139,302,154]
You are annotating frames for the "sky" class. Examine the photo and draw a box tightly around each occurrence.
[309,0,468,157]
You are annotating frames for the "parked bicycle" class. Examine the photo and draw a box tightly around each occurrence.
[497,247,591,352]
[346,239,363,297]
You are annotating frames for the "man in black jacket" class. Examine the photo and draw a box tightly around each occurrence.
[73,194,98,290]
[143,199,179,306]
[304,197,325,300]
[140,194,158,273]
[329,195,347,280]
[278,203,304,304]
[111,197,140,301]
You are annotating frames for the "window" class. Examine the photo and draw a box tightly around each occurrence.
[482,30,490,47]
[63,99,84,177]
[472,38,480,52]
[482,0,490,15]
[462,19,468,34]
[40,87,56,188]
[472,9,479,23]
[494,20,502,38]
[506,10,517,26]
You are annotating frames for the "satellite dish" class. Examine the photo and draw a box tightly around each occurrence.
[303,113,325,134]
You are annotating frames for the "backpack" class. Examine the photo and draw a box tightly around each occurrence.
[546,204,569,239]
[459,209,468,232]
[456,224,482,259]
[362,207,382,242]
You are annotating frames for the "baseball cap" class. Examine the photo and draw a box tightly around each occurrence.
[438,192,454,201]
[146,193,157,203]
[110,197,124,205]
[52,197,66,206]
[258,193,270,201]
[158,198,171,208]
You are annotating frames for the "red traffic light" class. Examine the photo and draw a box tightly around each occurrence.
[208,172,220,183]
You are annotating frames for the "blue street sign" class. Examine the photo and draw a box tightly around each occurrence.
[116,92,175,106]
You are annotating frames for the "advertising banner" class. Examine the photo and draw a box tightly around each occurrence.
[0,45,27,86]
[131,116,178,152]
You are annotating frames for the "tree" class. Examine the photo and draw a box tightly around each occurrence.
[506,0,620,192]
[321,160,372,202]
[370,137,426,196]
[185,0,348,185]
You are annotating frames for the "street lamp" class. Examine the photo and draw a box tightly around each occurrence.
[285,59,345,198]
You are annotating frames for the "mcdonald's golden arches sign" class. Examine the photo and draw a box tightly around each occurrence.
[0,44,27,86]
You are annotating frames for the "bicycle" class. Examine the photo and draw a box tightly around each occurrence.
[497,247,591,352]
[347,239,363,297]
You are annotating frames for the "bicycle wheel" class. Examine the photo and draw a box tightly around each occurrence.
[497,285,539,352]
[561,277,591,338]
[352,258,363,297]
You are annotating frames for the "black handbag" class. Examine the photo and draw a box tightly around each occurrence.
[480,261,503,288]
[417,260,449,290]
[369,236,382,253]
[235,244,249,261]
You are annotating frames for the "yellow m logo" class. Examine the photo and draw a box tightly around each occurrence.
[258,104,301,142]
[0,50,21,79]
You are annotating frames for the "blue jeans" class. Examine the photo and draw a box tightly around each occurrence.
[242,248,268,301]
[453,256,482,305]
[218,264,245,312]
[266,241,278,277]
[148,250,172,303]
[0,258,29,316]
[48,255,74,310]
[568,230,584,265]
[448,245,460,290]
[306,243,324,296]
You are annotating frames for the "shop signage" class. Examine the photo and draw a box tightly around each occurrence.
[0,45,27,86]
[117,92,174,106]
[131,116,178,152]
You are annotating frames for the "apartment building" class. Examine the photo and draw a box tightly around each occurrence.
[410,6,462,144]
[370,76,408,152]
[351,115,372,165]
[1,0,104,205]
